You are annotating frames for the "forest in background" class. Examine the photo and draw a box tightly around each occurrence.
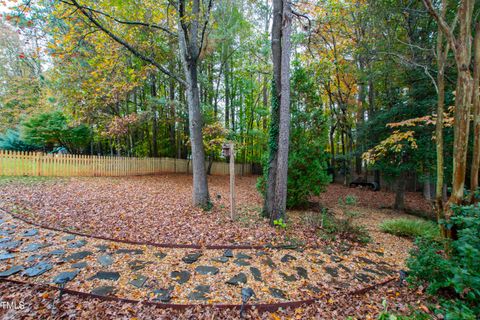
[1,0,479,212]
[1,1,480,318]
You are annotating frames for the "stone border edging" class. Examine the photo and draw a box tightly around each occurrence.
[0,277,396,312]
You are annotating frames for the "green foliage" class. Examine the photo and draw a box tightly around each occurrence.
[407,205,480,319]
[380,218,440,239]
[258,65,331,209]
[273,218,287,229]
[338,194,358,206]
[202,122,227,159]
[0,128,39,151]
[21,111,91,153]
[377,299,431,320]
[319,210,370,244]
[285,63,331,208]
[286,138,331,208]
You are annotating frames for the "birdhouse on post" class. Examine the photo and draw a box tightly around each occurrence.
[222,143,231,158]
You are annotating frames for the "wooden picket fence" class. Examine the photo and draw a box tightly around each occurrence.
[0,150,252,177]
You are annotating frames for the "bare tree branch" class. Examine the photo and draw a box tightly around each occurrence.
[68,2,176,37]
[196,0,213,61]
[422,0,457,58]
[62,0,186,86]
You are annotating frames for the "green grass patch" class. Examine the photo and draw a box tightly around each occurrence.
[0,176,58,186]
[380,218,439,239]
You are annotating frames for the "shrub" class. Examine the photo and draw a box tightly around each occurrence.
[21,111,91,153]
[338,194,358,206]
[0,128,38,151]
[257,64,331,210]
[406,204,480,319]
[380,218,439,239]
[319,210,370,244]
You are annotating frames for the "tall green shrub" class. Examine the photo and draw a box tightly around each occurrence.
[21,111,91,153]
[257,62,330,209]
[407,204,480,319]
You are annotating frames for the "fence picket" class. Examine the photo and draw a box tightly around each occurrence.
[0,150,252,177]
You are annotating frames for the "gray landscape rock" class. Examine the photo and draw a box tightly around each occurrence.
[182,252,202,264]
[22,229,38,237]
[154,252,167,259]
[261,256,276,268]
[269,288,286,299]
[233,258,251,266]
[53,270,79,284]
[62,235,76,241]
[22,243,46,252]
[324,266,338,277]
[296,267,308,279]
[49,249,66,256]
[170,270,190,284]
[236,253,251,260]
[23,261,53,277]
[279,272,297,282]
[128,260,150,271]
[226,273,247,285]
[0,240,21,250]
[0,253,15,260]
[188,285,210,301]
[250,267,262,282]
[280,254,297,263]
[152,288,172,302]
[211,256,229,263]
[115,248,143,255]
[89,271,120,281]
[72,262,87,269]
[195,265,219,275]
[129,274,148,288]
[97,255,114,267]
[0,265,23,277]
[91,286,116,296]
[68,239,87,248]
[64,251,93,262]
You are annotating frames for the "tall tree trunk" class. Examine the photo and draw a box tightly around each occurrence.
[263,82,280,218]
[263,0,283,219]
[469,23,480,203]
[435,0,447,233]
[329,125,336,181]
[423,172,431,201]
[394,171,406,211]
[225,60,230,129]
[182,59,210,206]
[423,0,474,240]
[177,0,211,207]
[355,76,365,176]
[151,75,159,157]
[270,0,292,223]
[169,73,176,158]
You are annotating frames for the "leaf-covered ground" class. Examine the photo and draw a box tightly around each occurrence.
[0,210,401,304]
[0,175,433,247]
[0,277,432,319]
[0,175,435,318]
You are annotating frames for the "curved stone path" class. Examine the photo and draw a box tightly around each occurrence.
[0,210,399,306]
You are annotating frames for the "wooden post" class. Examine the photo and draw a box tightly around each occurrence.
[229,142,236,220]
